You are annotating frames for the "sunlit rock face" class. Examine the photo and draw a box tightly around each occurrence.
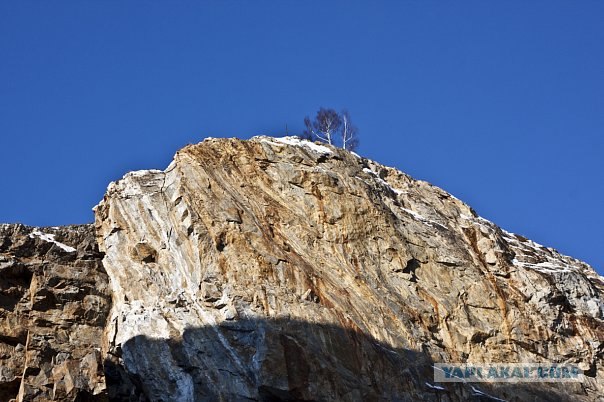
[0,224,110,401]
[94,136,604,401]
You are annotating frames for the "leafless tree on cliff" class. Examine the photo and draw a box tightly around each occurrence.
[303,108,342,145]
[303,108,360,151]
[340,110,359,151]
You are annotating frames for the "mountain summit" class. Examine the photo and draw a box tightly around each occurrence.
[1,136,603,401]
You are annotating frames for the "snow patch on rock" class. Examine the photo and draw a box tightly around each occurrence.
[29,229,76,252]
[257,135,333,155]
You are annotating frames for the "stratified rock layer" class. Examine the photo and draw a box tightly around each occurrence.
[94,137,604,401]
[0,224,110,401]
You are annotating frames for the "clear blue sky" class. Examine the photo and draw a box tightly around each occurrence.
[1,2,602,274]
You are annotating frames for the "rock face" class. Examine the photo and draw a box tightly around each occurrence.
[93,136,604,401]
[0,224,110,401]
[0,136,601,401]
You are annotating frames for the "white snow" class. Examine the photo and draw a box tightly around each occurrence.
[401,208,430,222]
[29,230,76,253]
[460,214,581,276]
[461,213,548,253]
[512,259,574,274]
[502,230,545,250]
[459,213,496,232]
[470,385,507,401]
[102,169,167,199]
[359,167,451,228]
[425,382,446,391]
[125,169,163,179]
[400,208,447,229]
[260,136,333,155]
[461,215,553,257]
[476,216,493,225]
[500,226,604,283]
[362,167,404,195]
[432,365,505,401]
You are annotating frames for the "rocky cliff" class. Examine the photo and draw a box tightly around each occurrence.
[1,136,603,401]
[0,224,110,401]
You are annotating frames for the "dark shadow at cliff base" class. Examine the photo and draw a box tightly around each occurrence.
[104,318,582,402]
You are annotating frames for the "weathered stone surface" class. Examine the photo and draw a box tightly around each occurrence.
[94,136,604,401]
[1,136,602,401]
[0,224,110,401]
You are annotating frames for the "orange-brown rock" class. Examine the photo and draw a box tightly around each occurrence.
[92,137,604,401]
[2,136,602,401]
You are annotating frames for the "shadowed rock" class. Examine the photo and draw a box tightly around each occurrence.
[105,318,586,401]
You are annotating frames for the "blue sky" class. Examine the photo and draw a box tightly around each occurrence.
[1,2,602,274]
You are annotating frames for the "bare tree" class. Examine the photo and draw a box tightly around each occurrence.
[303,108,342,145]
[340,110,359,151]
[303,107,360,151]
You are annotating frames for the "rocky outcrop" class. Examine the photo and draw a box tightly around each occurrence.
[0,224,110,401]
[93,136,604,401]
[1,136,601,401]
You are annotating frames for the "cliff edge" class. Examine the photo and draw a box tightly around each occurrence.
[1,136,602,401]
[94,136,604,401]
